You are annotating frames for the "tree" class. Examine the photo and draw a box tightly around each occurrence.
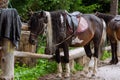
[110,0,118,15]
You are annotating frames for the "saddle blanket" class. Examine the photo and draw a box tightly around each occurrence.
[77,17,88,33]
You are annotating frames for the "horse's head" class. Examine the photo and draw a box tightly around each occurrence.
[28,11,48,45]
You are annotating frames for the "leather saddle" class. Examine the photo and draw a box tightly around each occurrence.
[66,11,82,31]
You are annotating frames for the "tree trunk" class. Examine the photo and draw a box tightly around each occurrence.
[110,0,118,15]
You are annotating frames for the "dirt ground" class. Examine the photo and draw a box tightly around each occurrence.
[38,59,120,80]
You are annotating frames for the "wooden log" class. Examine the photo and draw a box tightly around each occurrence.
[14,46,111,60]
[14,51,53,59]
[60,48,86,60]
[0,38,15,80]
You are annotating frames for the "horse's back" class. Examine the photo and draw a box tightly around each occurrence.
[82,14,104,33]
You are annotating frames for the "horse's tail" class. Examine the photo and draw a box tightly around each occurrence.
[100,18,106,45]
[99,19,106,59]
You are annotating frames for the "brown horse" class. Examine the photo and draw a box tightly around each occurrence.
[28,10,106,78]
[95,12,120,64]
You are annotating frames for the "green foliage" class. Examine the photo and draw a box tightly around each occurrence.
[36,36,46,54]
[15,59,57,80]
[101,51,111,60]
[74,63,83,71]
[9,0,112,22]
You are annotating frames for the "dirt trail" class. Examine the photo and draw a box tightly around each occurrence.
[39,59,120,80]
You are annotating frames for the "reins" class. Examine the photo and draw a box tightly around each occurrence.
[54,33,74,46]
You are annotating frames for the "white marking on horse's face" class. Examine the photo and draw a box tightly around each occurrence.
[60,15,64,23]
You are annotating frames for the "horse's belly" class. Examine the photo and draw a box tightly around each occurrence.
[70,28,94,47]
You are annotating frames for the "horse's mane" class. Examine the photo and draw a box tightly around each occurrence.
[50,10,66,42]
[95,12,115,24]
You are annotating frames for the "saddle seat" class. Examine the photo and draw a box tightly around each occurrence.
[66,11,82,30]
[66,11,88,33]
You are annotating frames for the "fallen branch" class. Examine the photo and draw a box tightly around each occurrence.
[14,51,53,59]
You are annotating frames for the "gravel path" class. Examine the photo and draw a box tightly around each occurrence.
[38,59,120,80]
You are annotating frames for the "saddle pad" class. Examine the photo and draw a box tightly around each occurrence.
[77,17,88,33]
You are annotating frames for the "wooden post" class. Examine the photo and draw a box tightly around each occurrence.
[0,38,15,80]
[16,31,37,67]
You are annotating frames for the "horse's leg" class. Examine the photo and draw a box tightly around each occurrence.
[84,43,93,73]
[62,43,70,78]
[110,40,118,64]
[93,40,100,75]
[55,48,62,78]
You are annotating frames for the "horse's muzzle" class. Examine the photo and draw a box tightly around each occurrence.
[59,32,66,40]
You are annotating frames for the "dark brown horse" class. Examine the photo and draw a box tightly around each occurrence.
[28,10,106,78]
[95,12,120,64]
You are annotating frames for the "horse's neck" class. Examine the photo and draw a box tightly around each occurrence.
[97,13,114,24]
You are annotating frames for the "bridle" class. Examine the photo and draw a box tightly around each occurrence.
[30,22,47,37]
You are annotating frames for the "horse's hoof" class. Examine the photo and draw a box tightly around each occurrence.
[86,72,92,78]
[71,69,76,74]
[56,73,62,78]
[64,73,70,78]
[109,59,118,64]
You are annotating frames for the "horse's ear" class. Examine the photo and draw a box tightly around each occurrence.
[95,11,99,16]
[39,11,48,23]
[38,11,46,17]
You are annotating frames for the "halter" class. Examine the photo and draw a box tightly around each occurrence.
[30,23,47,37]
